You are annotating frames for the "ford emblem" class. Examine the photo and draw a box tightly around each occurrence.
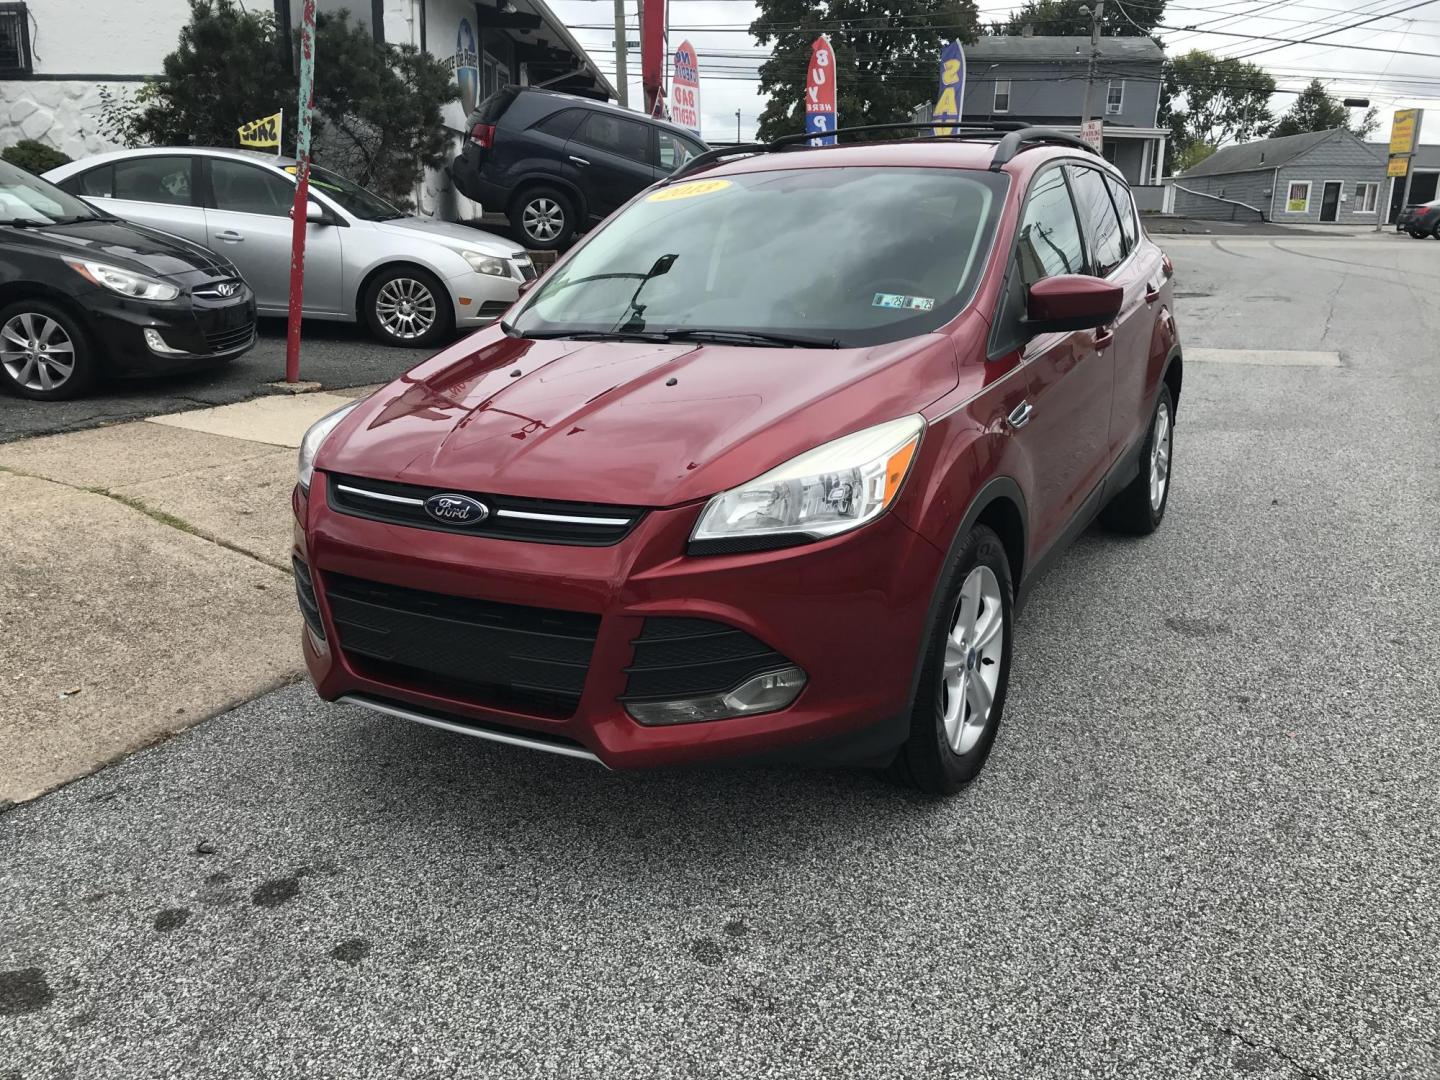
[424,492,489,525]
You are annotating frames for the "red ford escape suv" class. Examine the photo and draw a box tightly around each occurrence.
[292,124,1180,794]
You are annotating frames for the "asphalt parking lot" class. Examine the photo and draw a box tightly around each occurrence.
[3,234,1439,1078]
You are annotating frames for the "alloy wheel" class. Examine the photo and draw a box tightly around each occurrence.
[1149,400,1172,511]
[940,564,1005,755]
[374,278,437,340]
[523,198,563,242]
[1,312,76,393]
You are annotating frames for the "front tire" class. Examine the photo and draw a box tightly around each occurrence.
[509,186,576,250]
[361,267,453,348]
[0,300,98,400]
[888,525,1014,795]
[1101,384,1174,535]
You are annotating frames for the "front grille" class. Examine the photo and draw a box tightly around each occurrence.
[517,261,537,281]
[204,322,255,353]
[327,473,643,547]
[322,572,600,717]
[478,300,511,319]
[192,279,245,299]
[293,557,325,640]
[623,617,794,701]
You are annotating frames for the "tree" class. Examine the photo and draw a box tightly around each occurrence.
[751,0,981,142]
[1173,141,1216,172]
[1162,50,1275,166]
[1271,79,1373,139]
[1,139,72,174]
[996,0,1163,37]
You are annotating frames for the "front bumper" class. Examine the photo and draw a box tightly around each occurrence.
[294,472,945,770]
[85,286,258,377]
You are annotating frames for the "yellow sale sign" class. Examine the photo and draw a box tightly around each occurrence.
[1390,109,1418,155]
[1388,155,1410,178]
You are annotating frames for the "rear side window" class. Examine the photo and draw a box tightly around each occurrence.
[657,131,704,171]
[533,108,585,141]
[573,112,652,162]
[1105,174,1139,252]
[113,156,194,206]
[472,87,518,125]
[1015,167,1085,287]
[1067,165,1125,276]
[62,165,115,198]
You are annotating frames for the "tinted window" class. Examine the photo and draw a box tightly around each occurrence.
[1015,167,1084,287]
[574,112,651,162]
[1105,174,1138,252]
[534,108,585,141]
[473,87,518,125]
[113,156,194,206]
[62,165,114,198]
[288,163,403,221]
[210,159,293,216]
[657,131,702,171]
[1068,165,1125,276]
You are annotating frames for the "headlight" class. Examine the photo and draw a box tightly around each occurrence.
[64,258,180,301]
[462,251,512,277]
[297,402,359,491]
[691,415,924,549]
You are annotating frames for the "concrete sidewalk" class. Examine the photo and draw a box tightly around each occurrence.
[0,389,375,804]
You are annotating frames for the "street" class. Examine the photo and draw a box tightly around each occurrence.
[3,232,1438,1078]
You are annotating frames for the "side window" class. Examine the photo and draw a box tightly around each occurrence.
[112,156,194,205]
[1105,174,1139,252]
[574,112,651,162]
[1067,165,1125,276]
[533,108,584,141]
[1014,167,1085,288]
[209,159,295,217]
[657,131,701,171]
[62,165,115,198]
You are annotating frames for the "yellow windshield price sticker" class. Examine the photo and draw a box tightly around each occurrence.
[648,179,732,202]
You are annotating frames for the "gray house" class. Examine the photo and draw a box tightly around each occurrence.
[955,35,1168,189]
[1366,142,1438,222]
[1173,129,1387,224]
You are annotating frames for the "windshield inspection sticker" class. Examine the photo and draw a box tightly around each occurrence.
[873,293,935,311]
[647,179,733,202]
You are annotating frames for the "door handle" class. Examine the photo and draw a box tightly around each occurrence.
[1144,283,1160,302]
[216,230,244,242]
[1093,326,1115,349]
[568,155,590,167]
[1006,401,1034,430]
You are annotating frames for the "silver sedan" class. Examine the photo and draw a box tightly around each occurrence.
[46,147,534,347]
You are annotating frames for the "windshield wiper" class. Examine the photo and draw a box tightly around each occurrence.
[0,215,106,227]
[507,328,674,343]
[653,328,842,349]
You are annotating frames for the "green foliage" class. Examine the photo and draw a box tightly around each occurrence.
[1,139,71,174]
[1161,50,1274,168]
[1271,79,1364,139]
[1173,141,1216,172]
[993,0,1163,37]
[751,0,981,142]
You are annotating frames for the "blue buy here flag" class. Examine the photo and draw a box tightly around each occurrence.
[932,40,965,135]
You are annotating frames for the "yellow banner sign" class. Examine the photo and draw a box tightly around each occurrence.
[1388,154,1410,178]
[237,111,283,150]
[1389,109,1418,155]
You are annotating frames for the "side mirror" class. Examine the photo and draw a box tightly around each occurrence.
[292,200,327,224]
[1024,274,1123,335]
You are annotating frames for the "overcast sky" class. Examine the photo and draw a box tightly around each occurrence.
[547,0,1440,146]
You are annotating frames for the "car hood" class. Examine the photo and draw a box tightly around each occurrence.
[1,217,236,280]
[370,216,521,257]
[319,323,967,507]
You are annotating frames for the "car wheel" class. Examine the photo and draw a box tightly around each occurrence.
[1407,228,1426,239]
[888,525,1014,795]
[362,266,453,348]
[1101,384,1174,535]
[510,186,576,250]
[0,300,98,401]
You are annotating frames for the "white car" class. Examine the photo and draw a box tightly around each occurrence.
[46,147,534,347]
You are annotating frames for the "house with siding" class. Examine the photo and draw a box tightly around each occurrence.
[1173,128,1388,224]
[1366,141,1439,221]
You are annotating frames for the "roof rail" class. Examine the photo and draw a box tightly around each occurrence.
[670,120,1097,181]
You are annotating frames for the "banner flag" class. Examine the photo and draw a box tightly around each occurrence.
[932,41,965,136]
[238,111,283,153]
[805,36,837,146]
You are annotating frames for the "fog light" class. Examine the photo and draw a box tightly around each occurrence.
[625,666,807,726]
[143,328,186,355]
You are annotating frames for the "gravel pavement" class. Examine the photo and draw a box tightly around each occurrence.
[2,235,1438,1079]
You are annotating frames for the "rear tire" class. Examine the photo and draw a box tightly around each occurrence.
[361,266,453,349]
[1101,384,1174,535]
[888,525,1014,796]
[509,186,576,250]
[1408,228,1426,239]
[0,300,98,401]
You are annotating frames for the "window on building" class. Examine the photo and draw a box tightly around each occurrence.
[1354,181,1379,213]
[573,112,652,162]
[1284,181,1311,213]
[993,80,1011,114]
[1106,80,1124,115]
[1068,165,1126,276]
[112,156,195,206]
[1015,167,1085,288]
[0,3,31,76]
[209,159,293,216]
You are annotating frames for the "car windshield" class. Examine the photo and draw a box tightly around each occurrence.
[286,163,405,221]
[0,160,104,225]
[508,165,1007,348]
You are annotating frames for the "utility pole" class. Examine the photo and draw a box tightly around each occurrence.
[735,109,741,142]
[1079,0,1105,125]
[285,0,317,384]
[613,0,628,108]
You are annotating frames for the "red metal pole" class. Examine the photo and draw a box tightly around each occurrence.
[641,0,665,117]
[285,0,317,384]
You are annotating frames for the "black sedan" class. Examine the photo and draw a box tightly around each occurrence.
[1397,199,1440,239]
[0,159,256,400]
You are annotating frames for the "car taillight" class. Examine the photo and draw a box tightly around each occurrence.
[469,123,495,149]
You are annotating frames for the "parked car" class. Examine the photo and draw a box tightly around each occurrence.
[291,127,1181,795]
[45,148,534,348]
[1397,199,1440,238]
[451,86,709,250]
[0,158,256,400]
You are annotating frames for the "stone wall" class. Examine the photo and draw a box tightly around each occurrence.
[0,81,128,161]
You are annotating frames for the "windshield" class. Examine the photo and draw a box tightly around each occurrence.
[0,160,104,225]
[509,166,1007,348]
[286,163,405,221]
